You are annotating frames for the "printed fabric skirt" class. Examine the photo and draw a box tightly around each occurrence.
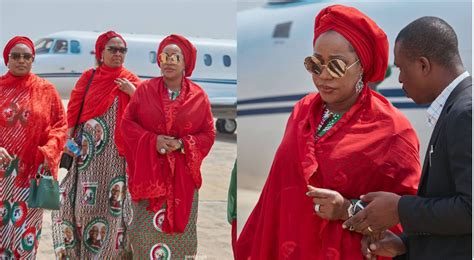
[51,99,132,259]
[128,191,198,259]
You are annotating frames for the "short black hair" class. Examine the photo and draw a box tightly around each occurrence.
[395,16,462,69]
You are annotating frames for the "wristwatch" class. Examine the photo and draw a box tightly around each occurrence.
[347,199,367,218]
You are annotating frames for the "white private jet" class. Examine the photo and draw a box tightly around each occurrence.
[237,0,472,190]
[1,31,237,134]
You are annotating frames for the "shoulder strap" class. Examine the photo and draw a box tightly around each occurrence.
[72,69,96,137]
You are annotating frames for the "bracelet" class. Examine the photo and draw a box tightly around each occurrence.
[347,199,355,218]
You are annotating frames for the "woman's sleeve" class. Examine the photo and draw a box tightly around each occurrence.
[120,87,163,195]
[38,86,68,180]
[180,97,216,188]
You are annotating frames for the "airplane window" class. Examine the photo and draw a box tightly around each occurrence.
[273,21,292,38]
[204,54,212,66]
[71,40,81,54]
[223,55,231,67]
[35,38,54,54]
[53,40,68,54]
[149,51,157,63]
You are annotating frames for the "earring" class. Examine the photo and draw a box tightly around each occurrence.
[355,74,364,93]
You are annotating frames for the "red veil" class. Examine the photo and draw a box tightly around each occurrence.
[66,65,141,155]
[121,77,215,233]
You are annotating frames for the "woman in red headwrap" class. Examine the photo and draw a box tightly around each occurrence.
[237,5,421,260]
[51,31,141,259]
[0,36,67,258]
[120,34,215,258]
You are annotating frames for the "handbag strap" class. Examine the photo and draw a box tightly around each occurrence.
[71,69,96,139]
[71,69,95,215]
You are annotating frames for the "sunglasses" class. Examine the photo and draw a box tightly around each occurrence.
[106,46,127,54]
[304,56,359,78]
[9,52,34,61]
[159,53,182,65]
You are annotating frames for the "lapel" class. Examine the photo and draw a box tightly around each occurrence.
[418,76,472,193]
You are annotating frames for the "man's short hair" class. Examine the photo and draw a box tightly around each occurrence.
[396,16,462,69]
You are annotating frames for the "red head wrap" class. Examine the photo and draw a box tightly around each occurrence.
[95,31,127,62]
[313,5,388,83]
[3,36,35,66]
[157,34,197,77]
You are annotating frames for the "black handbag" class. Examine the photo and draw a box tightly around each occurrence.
[59,70,96,170]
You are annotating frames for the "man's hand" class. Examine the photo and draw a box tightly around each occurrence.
[361,230,406,259]
[343,191,401,235]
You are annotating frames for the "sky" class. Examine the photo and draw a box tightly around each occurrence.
[0,0,267,48]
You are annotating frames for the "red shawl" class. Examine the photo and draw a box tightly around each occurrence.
[121,77,215,233]
[237,86,421,259]
[67,65,141,155]
[0,72,67,180]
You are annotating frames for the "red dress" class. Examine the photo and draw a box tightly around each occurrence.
[237,87,421,260]
[0,72,67,258]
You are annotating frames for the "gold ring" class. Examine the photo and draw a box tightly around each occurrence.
[367,226,374,232]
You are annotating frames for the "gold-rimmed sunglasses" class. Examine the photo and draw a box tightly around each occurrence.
[304,56,359,78]
[158,53,182,65]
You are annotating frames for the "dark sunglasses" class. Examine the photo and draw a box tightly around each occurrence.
[106,46,127,54]
[304,56,359,78]
[9,52,34,61]
[159,53,182,65]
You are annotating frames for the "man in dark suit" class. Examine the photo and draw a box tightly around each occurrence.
[343,16,471,259]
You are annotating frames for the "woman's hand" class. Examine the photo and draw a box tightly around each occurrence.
[156,135,173,154]
[306,185,351,220]
[164,138,182,152]
[115,78,136,96]
[0,147,13,165]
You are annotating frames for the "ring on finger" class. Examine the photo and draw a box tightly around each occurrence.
[159,148,166,154]
[367,226,374,232]
[314,204,321,213]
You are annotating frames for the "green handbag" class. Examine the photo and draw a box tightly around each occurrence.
[28,168,60,210]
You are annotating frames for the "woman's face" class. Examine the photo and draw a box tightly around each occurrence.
[7,44,34,76]
[160,44,185,80]
[102,37,126,68]
[311,31,362,106]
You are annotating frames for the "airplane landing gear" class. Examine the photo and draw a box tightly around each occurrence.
[216,119,236,134]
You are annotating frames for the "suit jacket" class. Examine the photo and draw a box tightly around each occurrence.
[396,76,472,259]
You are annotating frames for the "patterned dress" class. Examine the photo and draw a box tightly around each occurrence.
[0,85,43,259]
[128,192,198,259]
[52,98,131,259]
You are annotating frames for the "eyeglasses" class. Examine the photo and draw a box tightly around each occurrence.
[9,52,34,61]
[159,53,182,65]
[106,46,127,54]
[304,56,359,78]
